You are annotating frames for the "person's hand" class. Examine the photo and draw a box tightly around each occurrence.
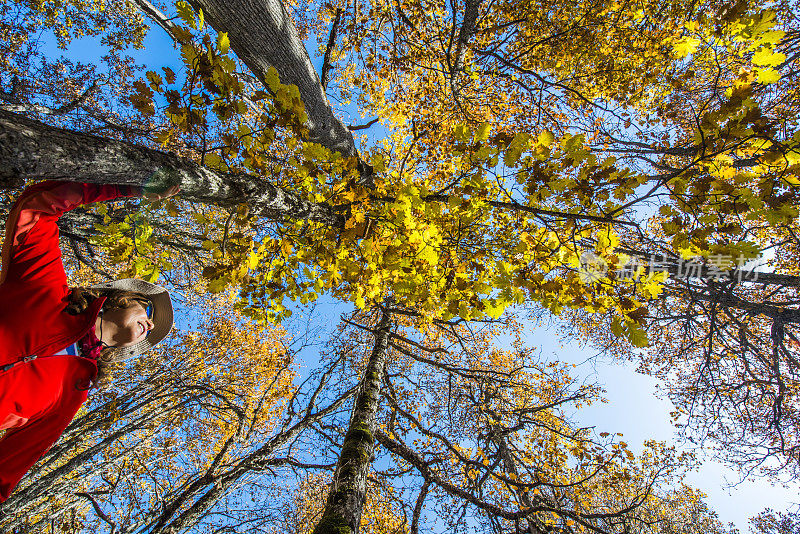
[143,184,181,201]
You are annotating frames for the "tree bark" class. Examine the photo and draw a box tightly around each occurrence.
[680,288,800,324]
[190,0,357,159]
[312,308,393,534]
[491,432,545,534]
[0,109,344,227]
[452,0,482,73]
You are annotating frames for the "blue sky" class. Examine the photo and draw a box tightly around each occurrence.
[529,328,800,532]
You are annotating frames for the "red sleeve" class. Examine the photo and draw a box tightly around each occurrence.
[0,181,140,287]
[0,393,85,502]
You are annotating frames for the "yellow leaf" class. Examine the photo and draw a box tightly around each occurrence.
[752,48,786,67]
[155,130,172,146]
[265,66,280,91]
[538,130,554,147]
[146,71,163,90]
[782,175,800,187]
[203,152,225,170]
[756,68,781,84]
[370,152,386,173]
[248,252,259,269]
[217,31,230,54]
[453,123,469,141]
[673,37,700,58]
[757,30,785,46]
[610,317,623,337]
[475,122,491,142]
[626,322,649,347]
[176,0,196,28]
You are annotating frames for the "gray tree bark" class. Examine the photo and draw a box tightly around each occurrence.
[190,0,357,159]
[452,0,482,73]
[312,308,393,534]
[0,110,345,227]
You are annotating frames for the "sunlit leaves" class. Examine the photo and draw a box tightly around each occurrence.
[673,37,701,58]
[42,0,800,358]
[176,0,201,29]
[752,48,786,67]
[216,31,230,53]
[91,203,173,283]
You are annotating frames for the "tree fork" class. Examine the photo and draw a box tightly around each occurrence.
[0,110,345,227]
[313,308,393,534]
[189,0,356,159]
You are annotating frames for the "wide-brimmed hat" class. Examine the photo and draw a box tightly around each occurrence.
[90,278,174,360]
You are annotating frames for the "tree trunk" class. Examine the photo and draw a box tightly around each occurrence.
[452,0,482,73]
[0,110,344,227]
[313,308,393,534]
[190,0,357,159]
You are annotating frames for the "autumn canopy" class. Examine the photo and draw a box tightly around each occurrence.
[0,0,799,531]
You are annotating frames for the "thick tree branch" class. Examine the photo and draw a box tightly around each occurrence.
[190,0,358,159]
[348,117,380,131]
[130,0,184,37]
[75,492,117,533]
[0,82,99,116]
[0,109,345,227]
[410,480,430,534]
[452,0,482,73]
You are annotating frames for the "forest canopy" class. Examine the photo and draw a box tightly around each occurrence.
[1,0,799,532]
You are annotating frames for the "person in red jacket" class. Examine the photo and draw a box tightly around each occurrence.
[0,179,178,502]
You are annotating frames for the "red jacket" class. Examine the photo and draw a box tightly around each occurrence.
[0,180,138,501]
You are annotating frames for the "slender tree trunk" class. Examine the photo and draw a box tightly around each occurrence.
[313,308,393,534]
[190,0,357,159]
[0,110,344,227]
[452,0,482,73]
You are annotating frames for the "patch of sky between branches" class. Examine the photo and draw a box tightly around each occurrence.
[39,16,183,76]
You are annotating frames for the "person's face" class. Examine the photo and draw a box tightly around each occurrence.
[103,302,154,347]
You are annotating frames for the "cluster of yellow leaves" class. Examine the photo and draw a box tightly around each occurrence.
[105,0,798,356]
[127,0,310,177]
[218,125,653,346]
[90,201,175,282]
